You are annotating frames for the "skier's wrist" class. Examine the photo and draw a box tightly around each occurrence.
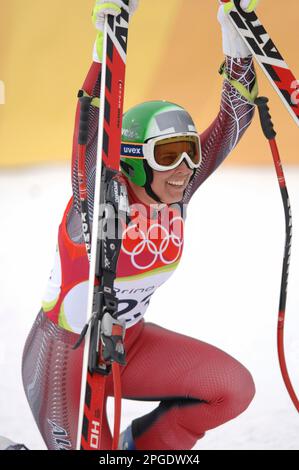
[221,30,252,59]
[220,56,258,103]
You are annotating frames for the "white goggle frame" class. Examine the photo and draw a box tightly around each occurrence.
[143,132,202,172]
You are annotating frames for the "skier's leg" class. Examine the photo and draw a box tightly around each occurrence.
[21,310,119,450]
[22,310,114,450]
[21,310,144,450]
[22,312,254,450]
[106,321,255,450]
[22,310,86,449]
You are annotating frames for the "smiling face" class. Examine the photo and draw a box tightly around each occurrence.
[128,160,194,205]
[151,160,194,204]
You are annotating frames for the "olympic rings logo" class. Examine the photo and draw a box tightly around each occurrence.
[122,216,184,270]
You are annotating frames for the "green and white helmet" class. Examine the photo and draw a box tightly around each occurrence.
[120,101,200,202]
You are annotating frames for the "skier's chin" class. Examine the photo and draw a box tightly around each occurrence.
[160,182,186,204]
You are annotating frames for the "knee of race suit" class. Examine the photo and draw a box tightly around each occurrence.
[182,361,256,426]
[214,366,256,419]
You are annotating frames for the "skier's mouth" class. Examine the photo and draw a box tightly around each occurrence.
[166,176,189,189]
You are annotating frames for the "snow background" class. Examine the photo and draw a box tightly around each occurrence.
[0,164,298,450]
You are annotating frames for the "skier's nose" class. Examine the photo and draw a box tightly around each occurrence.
[176,160,193,175]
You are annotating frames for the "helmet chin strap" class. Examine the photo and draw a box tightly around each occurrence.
[144,182,163,203]
[143,161,163,203]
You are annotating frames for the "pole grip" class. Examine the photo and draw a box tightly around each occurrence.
[255,96,277,140]
[78,93,92,145]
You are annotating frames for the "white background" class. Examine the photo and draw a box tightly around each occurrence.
[0,164,298,450]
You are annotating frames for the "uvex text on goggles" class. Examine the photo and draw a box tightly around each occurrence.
[121,133,202,172]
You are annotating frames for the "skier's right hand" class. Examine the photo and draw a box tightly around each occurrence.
[92,0,139,63]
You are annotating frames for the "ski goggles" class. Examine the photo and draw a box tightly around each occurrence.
[121,133,202,172]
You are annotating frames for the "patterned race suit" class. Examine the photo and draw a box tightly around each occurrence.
[22,56,257,450]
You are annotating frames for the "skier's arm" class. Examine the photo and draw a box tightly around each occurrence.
[183,0,259,204]
[67,1,139,243]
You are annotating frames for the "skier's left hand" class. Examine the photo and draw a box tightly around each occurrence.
[92,0,139,33]
[218,0,260,58]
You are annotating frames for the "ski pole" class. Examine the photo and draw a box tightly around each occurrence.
[255,96,299,413]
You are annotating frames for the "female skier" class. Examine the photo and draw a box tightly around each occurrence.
[2,0,259,450]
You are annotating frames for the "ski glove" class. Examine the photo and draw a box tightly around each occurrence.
[92,0,139,32]
[218,0,260,58]
[92,0,139,62]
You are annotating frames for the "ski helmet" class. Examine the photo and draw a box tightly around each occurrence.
[120,101,201,202]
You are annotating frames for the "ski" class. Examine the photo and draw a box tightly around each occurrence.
[223,0,299,126]
[75,0,130,450]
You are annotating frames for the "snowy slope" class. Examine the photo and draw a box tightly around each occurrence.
[0,164,298,450]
